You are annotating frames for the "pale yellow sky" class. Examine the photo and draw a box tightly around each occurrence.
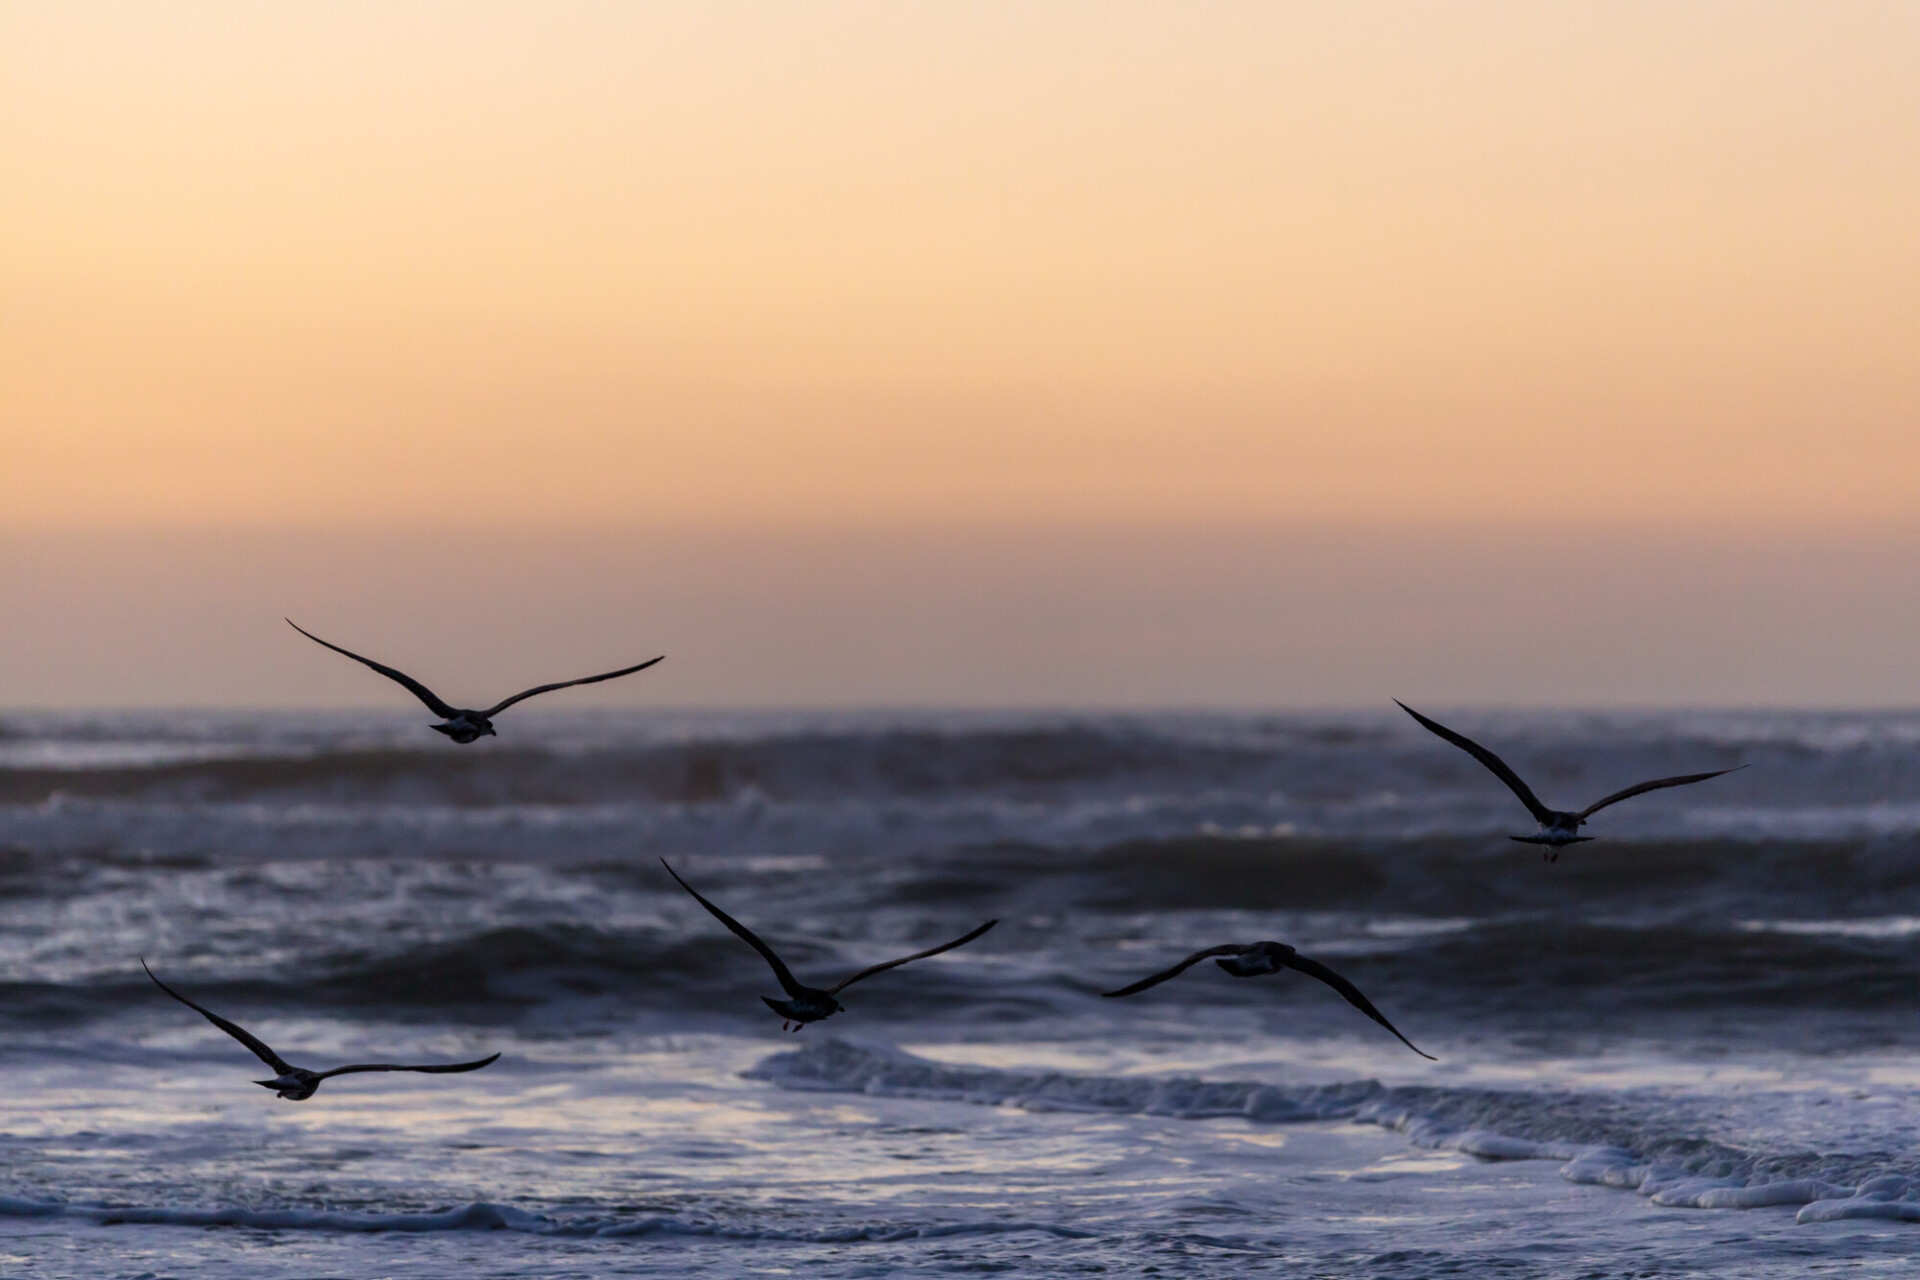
[4,1,1915,530]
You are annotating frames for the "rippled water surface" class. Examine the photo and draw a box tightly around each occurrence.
[4,709,1920,1276]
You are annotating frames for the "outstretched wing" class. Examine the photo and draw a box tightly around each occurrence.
[661,860,806,998]
[1282,953,1435,1060]
[287,620,459,719]
[141,959,296,1076]
[1578,766,1745,819]
[481,656,664,717]
[826,920,998,995]
[316,1052,501,1080]
[1396,701,1553,824]
[1099,945,1252,999]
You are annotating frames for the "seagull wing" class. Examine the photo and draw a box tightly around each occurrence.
[142,960,296,1076]
[825,919,998,995]
[286,621,459,719]
[660,860,806,998]
[1282,952,1435,1060]
[480,656,664,717]
[1396,701,1553,824]
[314,1052,501,1080]
[1578,765,1746,819]
[1099,945,1252,998]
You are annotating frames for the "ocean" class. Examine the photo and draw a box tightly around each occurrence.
[2,708,1918,1277]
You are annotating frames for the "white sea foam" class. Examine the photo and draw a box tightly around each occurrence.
[749,1040,1920,1225]
[6,709,1920,1277]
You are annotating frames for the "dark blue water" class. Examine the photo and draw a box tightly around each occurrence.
[4,709,1919,1276]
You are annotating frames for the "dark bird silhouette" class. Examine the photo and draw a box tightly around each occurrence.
[1396,700,1742,860]
[287,620,662,742]
[661,860,996,1031]
[1101,940,1434,1059]
[142,961,500,1100]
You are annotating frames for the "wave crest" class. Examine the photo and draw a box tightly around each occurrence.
[750,1040,1920,1224]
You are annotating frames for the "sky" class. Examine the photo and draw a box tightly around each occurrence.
[2,2,1916,708]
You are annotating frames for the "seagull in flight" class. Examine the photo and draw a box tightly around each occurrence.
[662,860,996,1031]
[1101,941,1434,1059]
[1396,701,1742,860]
[288,620,662,743]
[143,961,500,1100]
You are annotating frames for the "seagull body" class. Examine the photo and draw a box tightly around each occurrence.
[427,710,500,745]
[287,621,662,743]
[1396,701,1741,860]
[142,962,500,1100]
[1210,943,1292,978]
[1101,940,1433,1059]
[661,860,996,1031]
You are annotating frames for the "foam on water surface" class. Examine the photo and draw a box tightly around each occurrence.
[4,710,1920,1276]
[748,1039,1920,1222]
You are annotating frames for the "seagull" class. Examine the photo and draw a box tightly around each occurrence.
[142,961,500,1100]
[287,620,662,743]
[1101,941,1434,1059]
[1396,701,1742,860]
[661,860,996,1031]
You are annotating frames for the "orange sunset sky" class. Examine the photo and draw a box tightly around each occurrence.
[2,2,1916,708]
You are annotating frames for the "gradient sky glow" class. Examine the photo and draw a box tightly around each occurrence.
[2,3,1917,707]
[6,1,1915,529]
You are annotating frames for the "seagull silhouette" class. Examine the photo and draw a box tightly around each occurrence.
[287,620,662,742]
[661,860,996,1031]
[1101,941,1434,1059]
[142,961,500,1100]
[1396,701,1742,860]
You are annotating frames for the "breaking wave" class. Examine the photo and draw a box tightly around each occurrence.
[3,708,1915,838]
[748,1040,1920,1225]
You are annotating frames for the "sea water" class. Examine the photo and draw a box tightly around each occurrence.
[2,709,1918,1277]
